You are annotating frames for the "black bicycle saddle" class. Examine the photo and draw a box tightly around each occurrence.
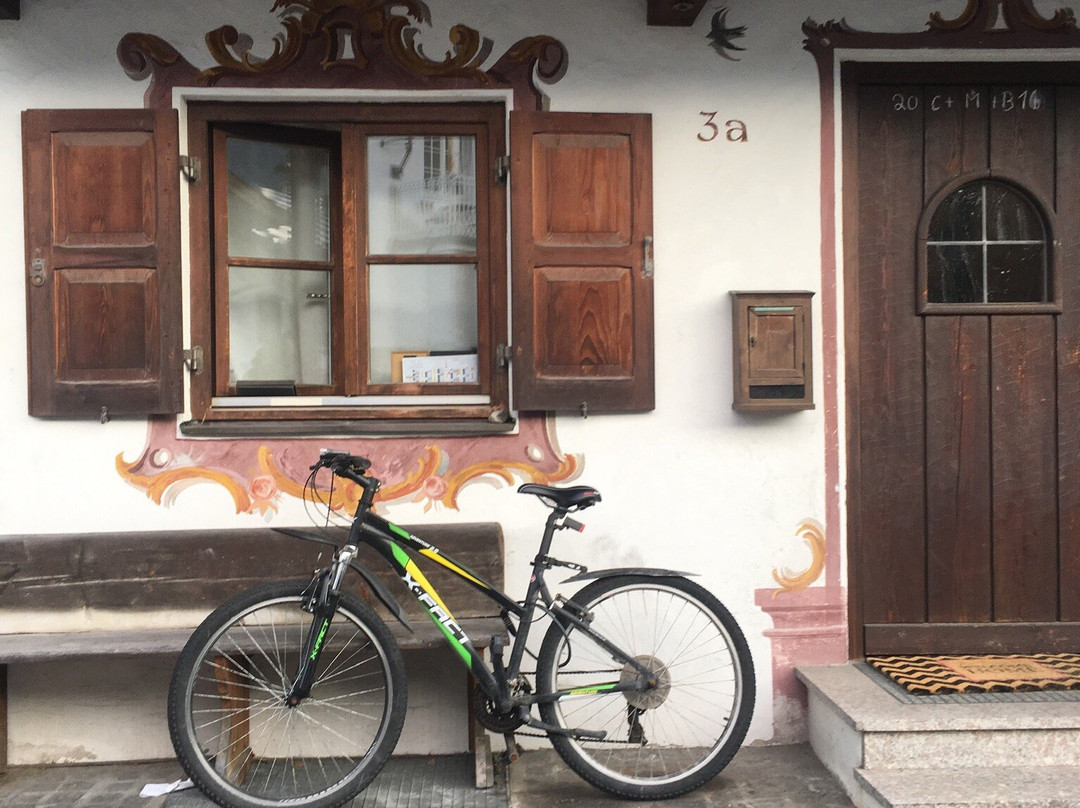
[518,483,601,511]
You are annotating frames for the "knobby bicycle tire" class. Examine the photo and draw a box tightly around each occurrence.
[168,580,407,808]
[535,574,754,800]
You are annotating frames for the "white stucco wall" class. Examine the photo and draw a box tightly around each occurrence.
[0,0,1030,764]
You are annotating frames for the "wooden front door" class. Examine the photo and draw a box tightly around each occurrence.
[847,64,1080,655]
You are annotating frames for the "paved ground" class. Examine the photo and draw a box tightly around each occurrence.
[0,745,854,808]
[509,746,855,808]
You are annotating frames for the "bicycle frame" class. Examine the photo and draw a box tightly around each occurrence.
[313,506,656,720]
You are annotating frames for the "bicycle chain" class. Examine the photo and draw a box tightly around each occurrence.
[512,668,639,744]
[508,730,640,745]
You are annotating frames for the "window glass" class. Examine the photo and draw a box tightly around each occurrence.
[228,267,331,386]
[368,263,478,384]
[928,245,982,303]
[987,244,1046,302]
[929,184,982,242]
[985,183,1042,241]
[926,180,1049,304]
[367,135,477,254]
[227,138,331,262]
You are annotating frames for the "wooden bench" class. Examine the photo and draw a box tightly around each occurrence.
[0,524,506,784]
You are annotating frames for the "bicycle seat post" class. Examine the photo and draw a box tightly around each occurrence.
[503,509,563,679]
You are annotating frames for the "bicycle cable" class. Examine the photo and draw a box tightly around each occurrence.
[302,464,352,538]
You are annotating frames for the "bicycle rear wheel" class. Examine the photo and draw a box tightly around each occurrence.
[169,580,407,808]
[536,575,754,800]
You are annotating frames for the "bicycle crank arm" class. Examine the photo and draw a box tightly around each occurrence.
[523,715,607,740]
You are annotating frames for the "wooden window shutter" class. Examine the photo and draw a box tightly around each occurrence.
[22,109,182,417]
[510,111,654,413]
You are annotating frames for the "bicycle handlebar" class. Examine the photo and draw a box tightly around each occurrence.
[313,449,378,490]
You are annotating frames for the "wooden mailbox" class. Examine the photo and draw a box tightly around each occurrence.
[730,291,814,412]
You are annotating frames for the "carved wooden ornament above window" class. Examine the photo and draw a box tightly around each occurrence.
[117,0,568,110]
[804,0,1080,53]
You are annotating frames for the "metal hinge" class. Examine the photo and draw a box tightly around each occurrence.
[496,344,512,371]
[184,346,204,374]
[495,155,509,183]
[642,236,654,279]
[179,155,201,184]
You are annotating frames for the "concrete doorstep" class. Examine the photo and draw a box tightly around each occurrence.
[800,663,1080,808]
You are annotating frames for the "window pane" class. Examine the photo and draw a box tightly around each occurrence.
[985,182,1043,241]
[926,180,1051,305]
[228,267,331,387]
[368,264,478,384]
[987,244,1046,302]
[929,184,982,242]
[928,245,982,303]
[227,138,331,262]
[367,136,477,254]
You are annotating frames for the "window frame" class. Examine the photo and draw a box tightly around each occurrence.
[917,171,1062,315]
[185,100,510,426]
[212,122,344,398]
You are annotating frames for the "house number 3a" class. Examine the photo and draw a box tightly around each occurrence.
[698,111,748,142]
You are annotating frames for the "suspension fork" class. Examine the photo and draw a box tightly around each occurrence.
[285,544,357,706]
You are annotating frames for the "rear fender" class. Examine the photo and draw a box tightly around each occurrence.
[559,566,693,584]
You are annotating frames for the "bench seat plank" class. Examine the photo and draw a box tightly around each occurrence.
[0,524,504,619]
[0,617,506,663]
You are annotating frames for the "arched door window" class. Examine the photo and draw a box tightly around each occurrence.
[923,179,1053,308]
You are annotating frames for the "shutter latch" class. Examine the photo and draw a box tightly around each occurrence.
[29,257,46,288]
[184,346,204,374]
[495,155,509,183]
[179,155,201,184]
[496,344,512,371]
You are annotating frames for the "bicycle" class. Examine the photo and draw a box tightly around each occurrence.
[168,449,755,808]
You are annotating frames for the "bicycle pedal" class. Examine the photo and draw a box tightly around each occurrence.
[502,733,521,763]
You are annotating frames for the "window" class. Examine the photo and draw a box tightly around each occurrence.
[23,106,655,424]
[922,179,1054,310]
[189,102,509,424]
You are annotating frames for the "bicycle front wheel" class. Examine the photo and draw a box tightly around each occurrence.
[536,575,754,800]
[168,580,407,808]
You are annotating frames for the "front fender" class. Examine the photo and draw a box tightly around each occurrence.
[348,561,413,634]
[560,566,694,584]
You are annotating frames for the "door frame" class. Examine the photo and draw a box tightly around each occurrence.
[841,60,1080,656]
[802,4,1080,658]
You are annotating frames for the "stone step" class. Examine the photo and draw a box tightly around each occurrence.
[798,664,1080,807]
[855,766,1080,808]
[799,664,1080,769]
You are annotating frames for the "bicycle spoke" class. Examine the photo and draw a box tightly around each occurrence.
[173,586,404,807]
[537,577,754,798]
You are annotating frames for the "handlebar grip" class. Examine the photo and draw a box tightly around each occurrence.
[314,449,372,474]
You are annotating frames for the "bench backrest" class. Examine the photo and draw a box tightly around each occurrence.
[0,523,505,622]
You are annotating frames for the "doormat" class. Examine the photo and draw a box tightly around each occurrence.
[866,654,1080,695]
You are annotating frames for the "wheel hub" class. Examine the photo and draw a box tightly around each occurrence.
[620,654,670,710]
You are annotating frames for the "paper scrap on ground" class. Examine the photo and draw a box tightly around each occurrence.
[140,778,194,797]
